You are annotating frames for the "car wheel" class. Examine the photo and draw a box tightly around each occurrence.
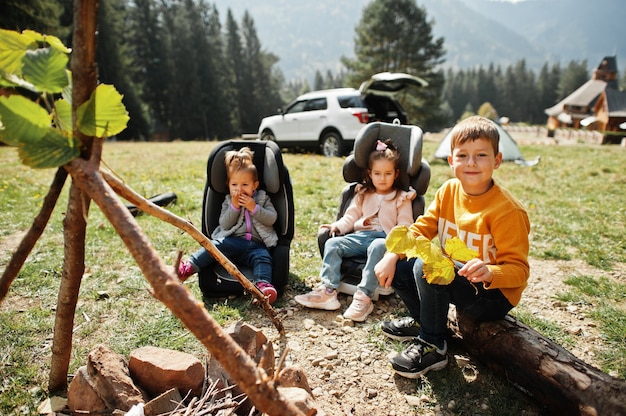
[321,132,343,157]
[260,130,276,142]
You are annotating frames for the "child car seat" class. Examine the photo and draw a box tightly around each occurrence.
[199,140,294,298]
[317,122,430,299]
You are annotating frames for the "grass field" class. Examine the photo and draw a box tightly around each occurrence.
[0,135,625,413]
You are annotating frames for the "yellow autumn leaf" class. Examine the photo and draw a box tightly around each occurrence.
[444,237,479,262]
[384,229,480,286]
[424,257,456,285]
[385,225,416,255]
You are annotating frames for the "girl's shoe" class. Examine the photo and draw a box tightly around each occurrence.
[294,286,340,310]
[256,281,278,304]
[343,290,374,322]
[178,261,196,281]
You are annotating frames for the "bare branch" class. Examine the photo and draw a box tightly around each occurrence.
[100,169,284,335]
[64,159,304,416]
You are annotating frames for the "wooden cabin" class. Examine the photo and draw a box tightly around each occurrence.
[545,56,626,143]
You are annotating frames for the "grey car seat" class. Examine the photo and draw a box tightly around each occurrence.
[199,140,294,298]
[317,122,430,299]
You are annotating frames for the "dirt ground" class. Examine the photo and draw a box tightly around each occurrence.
[246,258,625,416]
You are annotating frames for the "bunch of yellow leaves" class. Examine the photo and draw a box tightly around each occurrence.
[385,225,479,285]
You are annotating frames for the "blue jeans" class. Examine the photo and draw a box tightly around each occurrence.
[356,237,388,298]
[189,236,272,284]
[320,230,386,292]
[391,258,513,349]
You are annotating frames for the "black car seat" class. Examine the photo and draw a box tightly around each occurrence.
[198,140,294,298]
[317,122,430,299]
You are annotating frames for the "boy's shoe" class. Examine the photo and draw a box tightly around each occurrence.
[256,281,278,304]
[294,286,340,310]
[389,338,448,379]
[381,316,421,341]
[343,290,374,322]
[178,261,196,282]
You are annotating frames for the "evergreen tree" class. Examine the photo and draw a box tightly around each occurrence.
[203,4,235,139]
[97,0,151,140]
[558,59,589,100]
[0,0,67,37]
[342,0,446,129]
[536,62,561,121]
[225,10,244,134]
[127,0,171,139]
[476,65,498,115]
[241,11,283,131]
[314,70,324,90]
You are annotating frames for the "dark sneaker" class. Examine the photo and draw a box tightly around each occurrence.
[381,316,421,341]
[389,338,448,379]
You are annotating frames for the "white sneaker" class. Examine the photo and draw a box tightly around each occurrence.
[294,286,340,310]
[343,290,374,322]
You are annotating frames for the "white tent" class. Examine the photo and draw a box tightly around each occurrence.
[434,123,525,162]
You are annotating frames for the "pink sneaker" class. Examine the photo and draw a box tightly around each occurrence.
[343,290,374,322]
[294,286,340,310]
[178,261,196,281]
[256,281,278,304]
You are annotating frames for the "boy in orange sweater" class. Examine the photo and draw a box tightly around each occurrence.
[374,116,530,378]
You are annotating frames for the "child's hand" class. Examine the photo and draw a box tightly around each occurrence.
[320,224,339,237]
[375,252,399,288]
[231,190,241,209]
[457,258,493,283]
[238,192,256,212]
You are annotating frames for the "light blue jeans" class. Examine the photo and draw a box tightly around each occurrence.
[320,230,386,297]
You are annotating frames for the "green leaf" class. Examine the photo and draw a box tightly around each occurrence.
[0,95,49,146]
[21,30,71,54]
[61,70,72,106]
[22,48,69,94]
[18,128,80,169]
[53,98,72,133]
[77,84,129,138]
[0,29,35,75]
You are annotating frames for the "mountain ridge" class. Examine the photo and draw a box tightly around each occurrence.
[211,0,625,82]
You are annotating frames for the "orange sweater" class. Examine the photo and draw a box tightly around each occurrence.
[409,179,530,306]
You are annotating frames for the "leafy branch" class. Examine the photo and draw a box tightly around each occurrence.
[385,225,479,285]
[0,22,298,416]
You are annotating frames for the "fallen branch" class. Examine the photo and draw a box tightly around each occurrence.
[100,168,284,335]
[65,159,302,415]
[449,310,626,415]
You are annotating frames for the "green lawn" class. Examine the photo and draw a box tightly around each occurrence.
[0,138,624,413]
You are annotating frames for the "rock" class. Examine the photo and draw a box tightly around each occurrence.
[67,366,107,413]
[226,321,275,377]
[277,365,312,394]
[205,322,276,415]
[37,396,67,415]
[87,344,146,411]
[278,386,326,416]
[129,346,204,399]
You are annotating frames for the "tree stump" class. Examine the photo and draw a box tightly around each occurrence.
[449,310,626,416]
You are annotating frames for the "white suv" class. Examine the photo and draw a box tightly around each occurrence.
[257,72,427,157]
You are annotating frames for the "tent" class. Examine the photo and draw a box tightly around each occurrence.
[434,122,526,162]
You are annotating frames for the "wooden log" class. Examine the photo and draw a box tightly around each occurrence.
[449,311,626,416]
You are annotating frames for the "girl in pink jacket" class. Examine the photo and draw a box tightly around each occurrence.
[295,139,415,321]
